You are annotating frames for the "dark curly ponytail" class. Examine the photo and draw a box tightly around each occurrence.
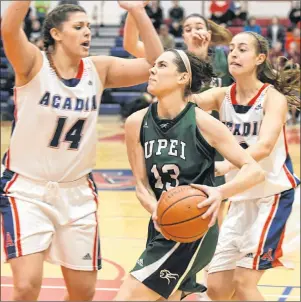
[42,4,86,52]
[168,49,215,97]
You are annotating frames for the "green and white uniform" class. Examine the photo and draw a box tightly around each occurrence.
[131,102,219,299]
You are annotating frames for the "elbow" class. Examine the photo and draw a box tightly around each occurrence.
[123,40,130,53]
[262,144,274,158]
[135,185,145,204]
[260,142,274,159]
[135,189,141,202]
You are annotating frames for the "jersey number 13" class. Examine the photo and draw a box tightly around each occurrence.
[151,164,180,191]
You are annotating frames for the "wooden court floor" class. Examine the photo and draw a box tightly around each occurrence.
[1,116,300,301]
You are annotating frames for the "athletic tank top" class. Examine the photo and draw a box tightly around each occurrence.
[140,102,216,200]
[220,83,300,201]
[2,52,104,182]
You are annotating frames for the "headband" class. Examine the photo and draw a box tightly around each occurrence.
[246,31,264,54]
[174,49,192,88]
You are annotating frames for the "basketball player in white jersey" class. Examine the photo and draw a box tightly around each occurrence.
[191,32,300,300]
[0,1,163,300]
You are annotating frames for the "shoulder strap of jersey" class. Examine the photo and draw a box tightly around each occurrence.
[260,83,274,109]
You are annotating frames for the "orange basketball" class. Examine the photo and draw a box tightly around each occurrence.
[157,185,210,243]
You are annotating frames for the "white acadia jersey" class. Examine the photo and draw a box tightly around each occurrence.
[2,52,103,182]
[220,83,300,201]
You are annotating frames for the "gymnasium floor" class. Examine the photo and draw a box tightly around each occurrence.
[1,116,300,301]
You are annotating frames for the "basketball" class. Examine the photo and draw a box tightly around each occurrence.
[157,185,211,243]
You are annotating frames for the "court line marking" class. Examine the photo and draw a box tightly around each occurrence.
[1,283,300,299]
[259,285,300,288]
[279,287,293,302]
[1,284,118,291]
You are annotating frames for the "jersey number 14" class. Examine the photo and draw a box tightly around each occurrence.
[49,117,86,150]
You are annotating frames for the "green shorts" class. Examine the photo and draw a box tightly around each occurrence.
[131,219,219,299]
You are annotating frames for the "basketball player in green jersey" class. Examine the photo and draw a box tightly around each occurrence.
[122,10,233,226]
[114,49,265,301]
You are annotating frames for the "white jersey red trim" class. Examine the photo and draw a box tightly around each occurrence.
[220,83,300,201]
[2,52,103,182]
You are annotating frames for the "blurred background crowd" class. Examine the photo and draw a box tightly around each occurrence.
[0,0,300,123]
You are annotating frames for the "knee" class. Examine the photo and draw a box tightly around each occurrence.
[207,277,233,301]
[233,274,253,293]
[13,279,42,300]
[207,285,226,301]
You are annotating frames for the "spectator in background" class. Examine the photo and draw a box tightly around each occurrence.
[268,41,284,68]
[159,24,175,49]
[169,0,184,22]
[32,36,44,50]
[145,0,163,30]
[34,0,51,25]
[287,41,300,65]
[59,0,79,4]
[210,0,232,25]
[120,92,154,120]
[244,16,262,35]
[29,19,42,42]
[168,0,184,37]
[267,16,286,49]
[120,12,128,28]
[286,27,301,52]
[289,1,301,29]
[228,0,248,25]
[169,20,182,37]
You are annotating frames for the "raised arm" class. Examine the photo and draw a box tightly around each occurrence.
[189,87,227,112]
[92,1,163,89]
[1,1,42,83]
[123,13,146,58]
[125,109,157,215]
[215,88,288,175]
[122,1,163,59]
[119,1,163,64]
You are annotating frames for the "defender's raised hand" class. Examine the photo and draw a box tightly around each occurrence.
[118,1,149,11]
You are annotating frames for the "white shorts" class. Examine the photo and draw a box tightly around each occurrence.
[209,187,300,273]
[0,169,101,271]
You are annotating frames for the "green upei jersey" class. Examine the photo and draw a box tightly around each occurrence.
[140,102,216,200]
[132,102,219,299]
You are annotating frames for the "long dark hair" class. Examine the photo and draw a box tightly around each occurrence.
[168,49,215,97]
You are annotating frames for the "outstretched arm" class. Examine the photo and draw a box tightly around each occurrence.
[189,87,227,112]
[192,108,265,226]
[196,109,265,199]
[1,1,42,82]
